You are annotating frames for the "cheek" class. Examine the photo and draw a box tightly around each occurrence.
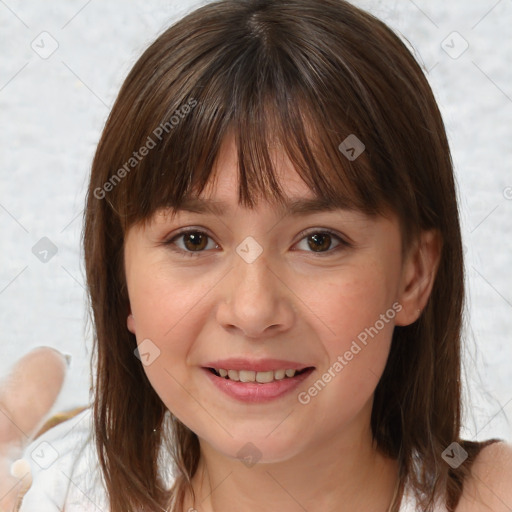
[296,261,399,408]
[127,259,217,338]
[125,262,218,418]
[307,260,397,347]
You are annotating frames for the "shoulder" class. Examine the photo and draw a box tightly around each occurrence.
[16,407,108,512]
[456,441,512,512]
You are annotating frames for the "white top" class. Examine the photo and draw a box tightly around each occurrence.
[18,409,111,511]
[16,409,447,511]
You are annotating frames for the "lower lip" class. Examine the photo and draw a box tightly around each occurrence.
[202,367,315,403]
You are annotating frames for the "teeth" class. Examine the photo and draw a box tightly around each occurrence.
[227,369,239,381]
[274,369,286,380]
[239,370,256,382]
[214,368,301,382]
[255,371,274,383]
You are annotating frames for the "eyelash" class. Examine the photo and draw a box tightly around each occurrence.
[162,227,352,258]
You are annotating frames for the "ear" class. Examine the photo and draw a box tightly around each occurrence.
[127,312,136,334]
[394,228,442,326]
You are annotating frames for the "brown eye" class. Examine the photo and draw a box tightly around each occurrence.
[182,232,208,251]
[295,229,350,256]
[306,233,333,252]
[164,229,218,257]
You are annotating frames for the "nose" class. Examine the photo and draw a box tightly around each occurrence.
[215,245,295,339]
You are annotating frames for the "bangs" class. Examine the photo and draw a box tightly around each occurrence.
[105,8,404,232]
[122,92,388,228]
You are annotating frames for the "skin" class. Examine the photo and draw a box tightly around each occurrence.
[125,133,443,512]
[0,347,68,511]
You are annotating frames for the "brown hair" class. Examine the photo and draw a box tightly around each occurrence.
[83,0,500,510]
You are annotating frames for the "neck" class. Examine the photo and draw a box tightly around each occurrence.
[183,409,400,512]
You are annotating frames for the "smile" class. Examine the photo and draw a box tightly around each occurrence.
[202,366,316,403]
[208,367,312,383]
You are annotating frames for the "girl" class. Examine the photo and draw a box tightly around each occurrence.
[13,0,512,510]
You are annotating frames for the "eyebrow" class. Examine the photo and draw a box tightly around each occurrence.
[173,197,353,217]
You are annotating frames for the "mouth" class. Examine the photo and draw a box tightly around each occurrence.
[201,357,316,402]
[202,365,316,402]
[205,366,315,383]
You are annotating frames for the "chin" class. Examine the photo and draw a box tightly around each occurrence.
[201,432,305,466]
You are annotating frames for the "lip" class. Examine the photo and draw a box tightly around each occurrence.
[201,366,316,403]
[202,358,313,372]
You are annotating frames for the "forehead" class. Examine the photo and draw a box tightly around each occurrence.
[197,132,319,210]
[143,129,381,231]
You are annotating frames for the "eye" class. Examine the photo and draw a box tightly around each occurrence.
[293,228,351,256]
[163,227,351,258]
[164,228,219,257]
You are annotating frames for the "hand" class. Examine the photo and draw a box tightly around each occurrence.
[0,347,69,511]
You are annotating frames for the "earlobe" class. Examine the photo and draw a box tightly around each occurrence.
[127,313,136,334]
[395,229,442,326]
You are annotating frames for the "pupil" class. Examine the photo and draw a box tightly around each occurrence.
[185,232,206,251]
[309,233,330,252]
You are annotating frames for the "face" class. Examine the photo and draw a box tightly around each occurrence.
[124,134,417,463]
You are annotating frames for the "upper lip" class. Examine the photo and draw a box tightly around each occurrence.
[202,358,314,372]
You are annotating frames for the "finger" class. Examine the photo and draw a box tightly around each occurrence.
[0,457,32,512]
[0,347,70,445]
